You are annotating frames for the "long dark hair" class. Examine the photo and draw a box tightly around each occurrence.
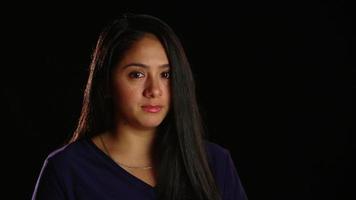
[70,13,221,200]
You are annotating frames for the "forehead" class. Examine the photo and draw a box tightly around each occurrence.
[117,34,169,67]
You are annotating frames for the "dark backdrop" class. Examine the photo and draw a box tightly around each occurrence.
[2,1,353,200]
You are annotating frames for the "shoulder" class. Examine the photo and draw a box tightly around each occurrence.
[204,141,248,200]
[36,137,95,187]
[32,138,95,199]
[204,140,231,165]
[44,138,90,170]
[204,140,229,155]
[204,140,235,180]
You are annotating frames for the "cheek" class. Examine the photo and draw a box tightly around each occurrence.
[117,86,141,103]
[162,84,171,106]
[112,79,141,104]
[165,82,171,96]
[166,86,171,101]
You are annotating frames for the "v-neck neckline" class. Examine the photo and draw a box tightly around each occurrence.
[85,137,156,191]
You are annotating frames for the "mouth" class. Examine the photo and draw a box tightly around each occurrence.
[141,105,163,113]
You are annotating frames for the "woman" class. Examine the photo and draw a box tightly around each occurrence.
[32,13,248,200]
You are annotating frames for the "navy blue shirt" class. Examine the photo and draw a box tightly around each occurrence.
[32,138,247,200]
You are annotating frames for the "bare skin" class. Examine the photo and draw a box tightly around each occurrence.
[92,33,171,187]
[92,131,157,187]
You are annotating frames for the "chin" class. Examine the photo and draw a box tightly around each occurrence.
[138,118,165,129]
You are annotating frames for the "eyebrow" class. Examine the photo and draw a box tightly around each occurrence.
[122,63,170,69]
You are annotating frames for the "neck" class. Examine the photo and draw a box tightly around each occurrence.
[106,121,157,164]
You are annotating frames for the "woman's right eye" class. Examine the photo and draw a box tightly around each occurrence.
[128,71,145,79]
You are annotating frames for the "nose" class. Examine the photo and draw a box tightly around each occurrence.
[143,77,162,98]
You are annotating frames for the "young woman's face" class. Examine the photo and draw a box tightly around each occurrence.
[111,34,171,130]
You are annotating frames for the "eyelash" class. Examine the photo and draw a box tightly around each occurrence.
[129,71,144,79]
[128,71,171,79]
[161,71,170,79]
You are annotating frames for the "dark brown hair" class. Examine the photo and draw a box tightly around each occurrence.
[70,13,221,200]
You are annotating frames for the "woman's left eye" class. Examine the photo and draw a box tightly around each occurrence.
[161,71,170,79]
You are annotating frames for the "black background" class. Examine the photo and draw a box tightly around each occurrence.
[2,1,353,199]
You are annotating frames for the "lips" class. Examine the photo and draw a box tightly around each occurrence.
[141,105,162,113]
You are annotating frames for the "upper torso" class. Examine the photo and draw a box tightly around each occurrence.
[32,137,248,200]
